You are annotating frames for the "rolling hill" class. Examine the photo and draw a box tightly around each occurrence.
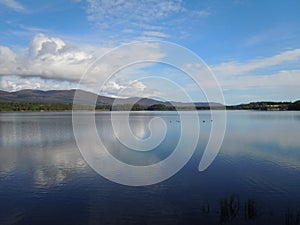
[0,89,223,108]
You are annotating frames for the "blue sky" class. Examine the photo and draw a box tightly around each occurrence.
[0,0,300,104]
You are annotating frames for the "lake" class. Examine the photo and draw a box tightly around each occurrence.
[0,110,300,225]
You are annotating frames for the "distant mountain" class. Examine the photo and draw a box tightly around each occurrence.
[0,89,143,106]
[0,89,216,108]
[1,89,299,111]
[0,89,78,103]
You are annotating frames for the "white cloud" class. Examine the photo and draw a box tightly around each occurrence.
[29,33,66,58]
[2,34,299,103]
[85,0,199,42]
[0,34,97,80]
[208,50,300,103]
[244,27,295,47]
[1,76,79,92]
[190,9,210,18]
[183,49,300,103]
[211,48,300,76]
[101,79,148,98]
[82,0,212,43]
[0,34,166,93]
[143,31,169,38]
[0,0,26,12]
[0,46,17,73]
[86,0,183,27]
[220,69,300,90]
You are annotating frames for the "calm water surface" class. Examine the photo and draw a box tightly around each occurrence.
[0,111,300,225]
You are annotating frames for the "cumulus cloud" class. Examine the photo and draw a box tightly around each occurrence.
[99,78,164,99]
[101,79,145,97]
[0,34,167,95]
[0,34,96,80]
[0,46,17,74]
[1,75,79,92]
[0,33,165,82]
[27,34,96,79]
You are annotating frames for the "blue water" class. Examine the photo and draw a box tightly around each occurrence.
[0,111,300,225]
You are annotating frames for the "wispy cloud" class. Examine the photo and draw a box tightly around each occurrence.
[182,48,300,103]
[0,0,26,12]
[0,23,51,42]
[207,49,300,103]
[86,0,183,27]
[84,0,209,42]
[189,9,211,18]
[244,27,296,47]
[18,24,50,33]
[142,31,169,38]
[211,48,300,76]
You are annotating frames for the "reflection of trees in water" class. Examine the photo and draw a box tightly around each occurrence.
[244,199,257,221]
[219,195,240,224]
[285,209,300,225]
[197,195,300,225]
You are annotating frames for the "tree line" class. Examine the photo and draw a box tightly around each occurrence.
[1,100,300,112]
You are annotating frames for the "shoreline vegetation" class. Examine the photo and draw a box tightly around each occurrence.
[1,100,300,112]
[0,89,299,112]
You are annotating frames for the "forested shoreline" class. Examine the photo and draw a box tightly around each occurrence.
[1,100,299,112]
